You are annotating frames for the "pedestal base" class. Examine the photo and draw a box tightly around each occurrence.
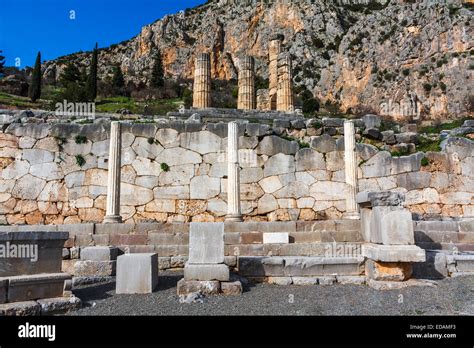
[225,214,243,222]
[103,215,123,224]
[342,211,360,220]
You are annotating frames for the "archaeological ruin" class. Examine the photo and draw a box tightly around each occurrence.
[0,44,473,314]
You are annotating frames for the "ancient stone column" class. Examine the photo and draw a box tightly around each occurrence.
[237,56,256,110]
[268,35,283,110]
[193,53,211,108]
[226,122,242,222]
[104,121,123,224]
[276,54,294,112]
[343,120,360,220]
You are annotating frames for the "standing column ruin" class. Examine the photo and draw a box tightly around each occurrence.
[104,121,123,223]
[226,121,242,222]
[343,120,360,220]
[276,54,294,112]
[237,56,256,110]
[193,53,211,108]
[268,35,283,110]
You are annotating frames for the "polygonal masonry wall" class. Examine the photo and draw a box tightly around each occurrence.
[0,121,472,225]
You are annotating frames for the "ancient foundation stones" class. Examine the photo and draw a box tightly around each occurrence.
[116,253,159,294]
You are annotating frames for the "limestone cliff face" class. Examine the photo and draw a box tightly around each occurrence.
[42,0,473,119]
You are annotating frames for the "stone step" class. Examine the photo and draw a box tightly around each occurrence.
[226,242,364,257]
[238,256,365,277]
[0,273,70,303]
[448,253,474,273]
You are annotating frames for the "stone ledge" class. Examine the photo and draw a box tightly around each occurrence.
[0,296,81,316]
[238,256,364,277]
[362,244,426,262]
[2,273,71,303]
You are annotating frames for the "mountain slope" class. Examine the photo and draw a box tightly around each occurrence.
[43,0,474,119]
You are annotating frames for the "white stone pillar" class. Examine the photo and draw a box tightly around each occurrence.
[343,120,360,220]
[104,121,123,223]
[226,122,242,222]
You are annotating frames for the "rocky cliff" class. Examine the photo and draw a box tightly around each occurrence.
[42,0,473,119]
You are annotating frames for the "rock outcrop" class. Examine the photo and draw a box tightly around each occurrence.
[42,0,473,119]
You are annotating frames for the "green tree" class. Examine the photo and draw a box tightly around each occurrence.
[0,50,5,76]
[57,62,88,103]
[60,62,81,86]
[150,50,164,88]
[28,52,42,102]
[86,43,98,100]
[112,65,125,89]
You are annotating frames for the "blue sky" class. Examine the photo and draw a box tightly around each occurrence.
[0,0,206,68]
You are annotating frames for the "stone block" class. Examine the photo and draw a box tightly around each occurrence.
[362,114,381,129]
[170,256,188,268]
[73,260,116,276]
[362,244,425,262]
[4,273,70,302]
[95,223,135,235]
[0,231,68,277]
[116,253,159,294]
[37,296,82,315]
[361,151,392,178]
[256,135,298,156]
[158,257,171,270]
[0,301,41,316]
[268,277,293,285]
[110,234,148,246]
[263,232,289,244]
[189,222,224,264]
[80,246,118,261]
[224,256,237,268]
[310,134,336,153]
[177,279,220,296]
[459,219,474,233]
[184,264,229,281]
[453,254,474,273]
[0,278,7,304]
[356,191,404,207]
[240,232,263,244]
[336,275,366,285]
[238,256,363,277]
[365,260,412,281]
[221,281,243,295]
[370,206,415,245]
[292,277,318,285]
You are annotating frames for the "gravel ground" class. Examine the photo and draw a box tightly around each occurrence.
[68,271,474,316]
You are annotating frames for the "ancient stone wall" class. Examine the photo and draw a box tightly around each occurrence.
[0,120,473,226]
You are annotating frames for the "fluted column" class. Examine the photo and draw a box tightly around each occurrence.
[193,53,211,108]
[226,122,242,222]
[104,121,123,224]
[276,54,294,112]
[238,56,256,110]
[269,35,283,110]
[343,120,360,220]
